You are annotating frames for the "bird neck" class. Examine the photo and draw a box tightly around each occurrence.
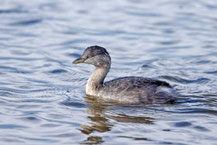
[86,66,110,95]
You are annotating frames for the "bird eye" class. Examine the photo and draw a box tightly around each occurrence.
[87,55,91,59]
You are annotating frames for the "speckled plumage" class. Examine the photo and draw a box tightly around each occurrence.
[73,46,176,104]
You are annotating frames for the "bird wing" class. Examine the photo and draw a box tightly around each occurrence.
[104,76,171,89]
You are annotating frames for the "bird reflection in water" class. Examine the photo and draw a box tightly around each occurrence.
[80,95,154,144]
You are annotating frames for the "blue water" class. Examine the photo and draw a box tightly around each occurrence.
[1,0,217,144]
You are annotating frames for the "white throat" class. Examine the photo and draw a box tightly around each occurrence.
[86,67,109,96]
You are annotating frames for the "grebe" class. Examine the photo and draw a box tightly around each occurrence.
[73,46,176,104]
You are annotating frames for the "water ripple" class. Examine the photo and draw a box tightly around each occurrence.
[1,0,217,144]
[10,19,43,26]
[160,75,210,84]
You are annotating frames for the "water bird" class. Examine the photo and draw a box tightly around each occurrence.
[73,46,176,104]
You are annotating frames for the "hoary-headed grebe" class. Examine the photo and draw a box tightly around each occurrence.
[73,46,176,104]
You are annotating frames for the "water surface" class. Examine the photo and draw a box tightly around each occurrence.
[1,0,217,144]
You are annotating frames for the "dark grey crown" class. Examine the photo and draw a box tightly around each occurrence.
[82,45,109,59]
